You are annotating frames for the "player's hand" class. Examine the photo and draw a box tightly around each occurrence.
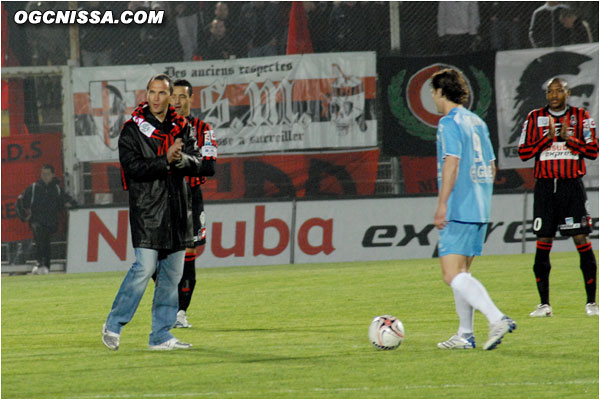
[548,116,556,140]
[559,118,570,141]
[167,138,183,163]
[434,204,448,230]
[174,153,191,169]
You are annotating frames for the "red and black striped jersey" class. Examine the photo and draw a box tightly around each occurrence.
[518,105,598,179]
[186,116,217,187]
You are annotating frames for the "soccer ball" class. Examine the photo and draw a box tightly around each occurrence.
[369,315,405,350]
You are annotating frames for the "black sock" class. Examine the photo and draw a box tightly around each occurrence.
[577,242,597,304]
[534,241,552,305]
[178,253,197,312]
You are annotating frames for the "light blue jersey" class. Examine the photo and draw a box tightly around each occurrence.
[436,107,495,223]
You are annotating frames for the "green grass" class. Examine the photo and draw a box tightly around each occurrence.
[2,252,598,398]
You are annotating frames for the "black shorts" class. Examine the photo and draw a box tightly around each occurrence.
[533,178,592,237]
[190,184,206,247]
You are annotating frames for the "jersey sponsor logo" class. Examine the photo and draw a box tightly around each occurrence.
[539,142,578,161]
[133,116,156,138]
[537,116,549,127]
[470,164,494,183]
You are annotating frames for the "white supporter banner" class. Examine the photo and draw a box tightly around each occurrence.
[495,43,599,185]
[72,52,377,161]
[67,192,598,273]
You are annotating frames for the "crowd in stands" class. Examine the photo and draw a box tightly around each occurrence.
[2,1,598,67]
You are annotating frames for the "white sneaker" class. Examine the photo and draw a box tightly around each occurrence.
[585,303,599,316]
[39,266,49,275]
[483,316,516,350]
[102,324,120,351]
[529,304,553,317]
[437,334,476,349]
[174,310,192,328]
[31,266,40,275]
[148,337,192,351]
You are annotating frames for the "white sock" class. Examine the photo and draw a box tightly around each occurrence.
[450,272,504,325]
[453,288,474,337]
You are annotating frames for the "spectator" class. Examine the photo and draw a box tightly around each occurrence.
[484,1,523,51]
[25,1,69,65]
[437,1,480,55]
[329,1,368,52]
[79,1,116,66]
[238,2,282,58]
[214,1,229,21]
[304,2,332,53]
[140,2,182,63]
[113,1,149,65]
[529,1,569,48]
[16,164,76,275]
[200,19,233,60]
[559,8,593,44]
[175,3,207,61]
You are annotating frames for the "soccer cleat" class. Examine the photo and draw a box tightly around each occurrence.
[437,334,476,349]
[148,338,192,351]
[102,324,120,351]
[585,302,599,316]
[174,310,192,328]
[529,304,553,317]
[483,316,516,350]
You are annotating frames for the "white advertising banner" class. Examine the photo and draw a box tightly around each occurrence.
[67,192,598,273]
[72,52,377,161]
[495,43,599,179]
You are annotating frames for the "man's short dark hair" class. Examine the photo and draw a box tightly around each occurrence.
[42,164,55,173]
[430,68,469,105]
[545,77,569,91]
[147,74,173,94]
[174,79,193,97]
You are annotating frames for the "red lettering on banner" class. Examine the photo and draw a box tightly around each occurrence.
[212,221,246,257]
[297,218,335,255]
[253,205,289,256]
[87,211,129,262]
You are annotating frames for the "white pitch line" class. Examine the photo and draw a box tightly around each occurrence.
[77,379,599,398]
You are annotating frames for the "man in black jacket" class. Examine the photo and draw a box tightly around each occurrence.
[102,74,215,351]
[17,164,76,275]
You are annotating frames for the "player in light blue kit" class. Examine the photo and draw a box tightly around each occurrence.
[431,68,516,350]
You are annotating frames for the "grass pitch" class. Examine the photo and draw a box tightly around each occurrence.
[2,252,598,398]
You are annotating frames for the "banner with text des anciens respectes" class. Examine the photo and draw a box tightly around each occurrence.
[72,52,377,162]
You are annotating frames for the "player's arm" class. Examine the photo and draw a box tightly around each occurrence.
[434,155,459,230]
[565,112,598,160]
[175,123,216,177]
[518,112,553,161]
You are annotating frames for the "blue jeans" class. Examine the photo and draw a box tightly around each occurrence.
[105,248,185,345]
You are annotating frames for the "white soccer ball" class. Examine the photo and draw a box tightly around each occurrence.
[369,315,405,350]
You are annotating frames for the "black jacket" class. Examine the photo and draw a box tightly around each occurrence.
[17,178,75,231]
[119,106,215,251]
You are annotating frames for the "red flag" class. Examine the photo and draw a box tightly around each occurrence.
[286,2,313,55]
